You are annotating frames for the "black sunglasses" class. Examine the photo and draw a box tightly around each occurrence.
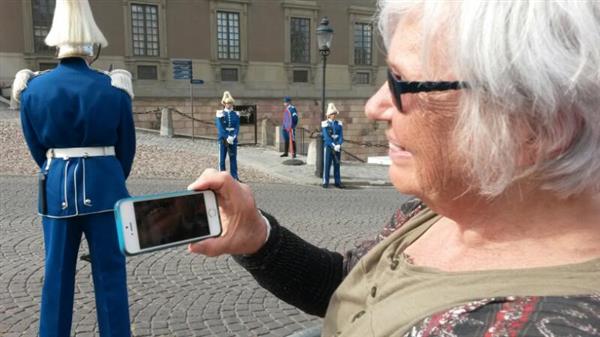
[387,69,469,111]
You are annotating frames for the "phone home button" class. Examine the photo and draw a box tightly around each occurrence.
[208,209,217,217]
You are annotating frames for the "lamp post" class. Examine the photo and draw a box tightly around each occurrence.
[315,17,333,178]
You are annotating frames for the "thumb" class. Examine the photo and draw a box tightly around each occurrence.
[188,237,223,257]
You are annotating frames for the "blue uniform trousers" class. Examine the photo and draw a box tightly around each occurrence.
[281,127,296,142]
[323,146,341,186]
[281,128,296,155]
[40,212,130,337]
[219,140,238,180]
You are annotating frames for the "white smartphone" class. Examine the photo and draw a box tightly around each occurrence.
[114,190,222,256]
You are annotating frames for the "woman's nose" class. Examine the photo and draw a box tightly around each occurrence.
[365,83,395,121]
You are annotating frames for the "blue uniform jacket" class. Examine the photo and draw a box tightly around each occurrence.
[215,109,240,143]
[291,105,299,129]
[321,120,344,148]
[19,57,136,218]
[282,104,299,130]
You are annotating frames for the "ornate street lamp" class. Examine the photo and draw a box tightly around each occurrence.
[315,17,333,178]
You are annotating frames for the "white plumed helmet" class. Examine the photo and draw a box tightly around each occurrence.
[221,91,235,105]
[44,0,108,58]
[326,102,339,116]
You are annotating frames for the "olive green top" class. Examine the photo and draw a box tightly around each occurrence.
[322,208,600,337]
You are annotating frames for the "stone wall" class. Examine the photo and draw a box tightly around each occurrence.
[132,97,388,161]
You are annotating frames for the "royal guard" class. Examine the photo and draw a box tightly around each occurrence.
[321,103,344,188]
[215,91,240,181]
[280,96,299,158]
[11,0,134,336]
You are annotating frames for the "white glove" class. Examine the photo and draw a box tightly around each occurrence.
[334,144,341,152]
[226,136,234,144]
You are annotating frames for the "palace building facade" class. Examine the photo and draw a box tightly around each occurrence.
[0,0,389,160]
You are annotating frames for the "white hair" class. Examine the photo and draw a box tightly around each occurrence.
[45,0,108,51]
[378,0,600,197]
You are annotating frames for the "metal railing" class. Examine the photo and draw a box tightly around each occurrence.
[264,118,384,163]
[134,107,258,145]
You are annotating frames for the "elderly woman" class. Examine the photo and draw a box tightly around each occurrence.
[188,0,600,335]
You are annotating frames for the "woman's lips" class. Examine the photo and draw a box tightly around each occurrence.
[388,141,413,160]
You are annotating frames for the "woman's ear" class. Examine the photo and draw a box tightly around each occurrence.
[516,111,580,169]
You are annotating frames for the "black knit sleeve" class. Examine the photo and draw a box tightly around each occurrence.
[233,211,344,317]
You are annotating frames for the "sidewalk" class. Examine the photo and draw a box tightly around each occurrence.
[236,143,391,187]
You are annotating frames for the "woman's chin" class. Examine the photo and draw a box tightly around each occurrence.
[388,165,420,196]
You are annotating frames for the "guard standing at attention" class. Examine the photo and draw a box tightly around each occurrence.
[280,96,299,158]
[215,91,240,180]
[10,0,135,336]
[321,103,344,188]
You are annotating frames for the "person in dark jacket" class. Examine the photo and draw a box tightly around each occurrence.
[11,1,134,336]
[186,1,600,336]
[280,96,299,158]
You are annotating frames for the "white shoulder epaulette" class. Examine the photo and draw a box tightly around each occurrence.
[235,110,240,116]
[338,121,343,126]
[10,69,36,109]
[216,110,224,118]
[106,69,134,99]
[321,120,329,128]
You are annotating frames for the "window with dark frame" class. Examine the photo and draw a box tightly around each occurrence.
[217,11,240,60]
[221,68,238,82]
[137,65,158,80]
[355,72,370,85]
[32,0,56,54]
[354,22,372,65]
[290,17,310,64]
[131,4,159,57]
[293,70,309,83]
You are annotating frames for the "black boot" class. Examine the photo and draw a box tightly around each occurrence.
[281,140,289,157]
[291,141,297,158]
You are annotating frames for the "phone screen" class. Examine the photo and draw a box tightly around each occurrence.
[133,193,210,249]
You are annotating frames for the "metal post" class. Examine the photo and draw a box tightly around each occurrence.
[315,52,328,177]
[254,106,258,145]
[190,81,195,141]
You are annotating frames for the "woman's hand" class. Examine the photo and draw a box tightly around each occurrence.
[187,169,268,257]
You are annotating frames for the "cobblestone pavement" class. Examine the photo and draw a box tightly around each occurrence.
[0,176,407,337]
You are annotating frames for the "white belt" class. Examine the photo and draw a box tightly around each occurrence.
[331,135,339,139]
[48,146,115,159]
[43,146,115,209]
[45,146,115,171]
[225,128,235,131]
